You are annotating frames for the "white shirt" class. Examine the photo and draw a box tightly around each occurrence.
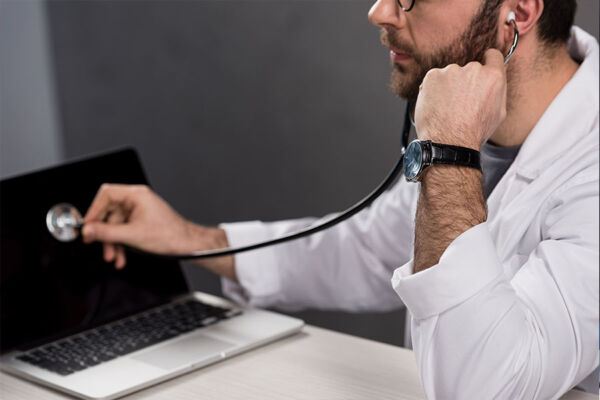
[220,27,599,399]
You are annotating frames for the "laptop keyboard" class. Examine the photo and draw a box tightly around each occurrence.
[16,299,242,376]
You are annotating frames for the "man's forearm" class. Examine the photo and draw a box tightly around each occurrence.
[186,224,238,281]
[414,165,487,273]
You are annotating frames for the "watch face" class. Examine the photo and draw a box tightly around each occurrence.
[404,141,423,180]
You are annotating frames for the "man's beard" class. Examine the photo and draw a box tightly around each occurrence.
[381,3,502,100]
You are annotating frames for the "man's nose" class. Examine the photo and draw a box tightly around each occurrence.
[368,0,406,30]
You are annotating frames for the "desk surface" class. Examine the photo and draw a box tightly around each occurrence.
[0,325,596,399]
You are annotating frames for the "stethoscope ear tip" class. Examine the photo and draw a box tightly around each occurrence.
[507,11,516,23]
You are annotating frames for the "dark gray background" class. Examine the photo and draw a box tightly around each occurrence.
[1,0,598,346]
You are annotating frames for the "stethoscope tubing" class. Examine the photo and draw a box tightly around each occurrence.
[155,102,411,260]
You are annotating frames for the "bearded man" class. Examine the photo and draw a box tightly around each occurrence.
[82,0,599,397]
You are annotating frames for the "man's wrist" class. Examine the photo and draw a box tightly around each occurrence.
[421,163,483,189]
[418,126,482,151]
[187,223,237,282]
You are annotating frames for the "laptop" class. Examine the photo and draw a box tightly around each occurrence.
[0,148,304,399]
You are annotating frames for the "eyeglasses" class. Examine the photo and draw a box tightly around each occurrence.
[397,0,415,12]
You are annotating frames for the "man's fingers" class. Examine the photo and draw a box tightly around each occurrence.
[82,221,135,245]
[115,245,127,270]
[104,244,116,262]
[102,208,126,263]
[483,48,505,68]
[484,49,508,114]
[84,184,144,223]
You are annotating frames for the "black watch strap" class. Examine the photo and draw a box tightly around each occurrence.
[430,142,481,170]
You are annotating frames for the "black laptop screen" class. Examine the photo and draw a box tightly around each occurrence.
[0,149,188,353]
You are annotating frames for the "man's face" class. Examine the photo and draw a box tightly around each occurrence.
[369,0,503,100]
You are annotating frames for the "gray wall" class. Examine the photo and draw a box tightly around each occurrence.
[0,0,63,178]
[2,0,598,346]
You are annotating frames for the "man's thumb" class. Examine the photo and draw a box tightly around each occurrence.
[483,48,505,68]
[82,222,132,244]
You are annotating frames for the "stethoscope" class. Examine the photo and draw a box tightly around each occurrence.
[46,14,518,260]
[46,108,408,259]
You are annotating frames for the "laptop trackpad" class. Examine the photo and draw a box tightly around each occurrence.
[132,334,234,370]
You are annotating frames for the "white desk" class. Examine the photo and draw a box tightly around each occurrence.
[0,325,596,399]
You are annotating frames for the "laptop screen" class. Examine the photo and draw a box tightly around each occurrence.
[0,149,188,353]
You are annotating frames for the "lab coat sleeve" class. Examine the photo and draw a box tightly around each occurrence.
[392,174,599,399]
[220,178,419,312]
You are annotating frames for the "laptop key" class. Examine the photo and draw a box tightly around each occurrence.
[16,354,38,364]
[97,353,116,362]
[32,350,47,358]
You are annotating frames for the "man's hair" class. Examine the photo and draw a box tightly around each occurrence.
[538,0,577,44]
[484,0,577,45]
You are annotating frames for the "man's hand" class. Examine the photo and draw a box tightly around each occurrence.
[414,49,507,150]
[82,184,235,280]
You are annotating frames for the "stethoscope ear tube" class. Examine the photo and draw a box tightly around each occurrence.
[504,13,519,64]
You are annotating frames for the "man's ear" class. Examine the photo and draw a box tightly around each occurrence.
[511,0,544,36]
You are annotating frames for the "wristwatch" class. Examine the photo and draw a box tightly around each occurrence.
[403,139,481,182]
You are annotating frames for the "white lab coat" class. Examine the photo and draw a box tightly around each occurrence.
[221,27,599,399]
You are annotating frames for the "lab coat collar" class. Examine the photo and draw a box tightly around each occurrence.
[513,26,599,180]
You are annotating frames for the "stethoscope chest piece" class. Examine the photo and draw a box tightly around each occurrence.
[46,203,83,242]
